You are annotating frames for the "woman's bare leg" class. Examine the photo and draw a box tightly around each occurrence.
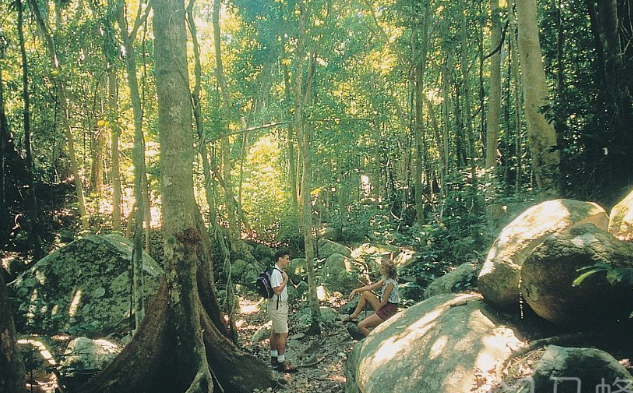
[350,291,381,319]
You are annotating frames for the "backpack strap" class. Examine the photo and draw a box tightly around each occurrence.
[272,267,282,310]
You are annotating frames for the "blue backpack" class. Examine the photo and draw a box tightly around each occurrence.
[255,266,280,299]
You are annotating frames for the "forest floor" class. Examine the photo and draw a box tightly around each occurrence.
[19,294,358,393]
[235,296,357,393]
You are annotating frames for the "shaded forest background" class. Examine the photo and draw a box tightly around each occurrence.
[1,0,632,319]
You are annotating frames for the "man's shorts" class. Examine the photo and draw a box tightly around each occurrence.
[267,299,289,334]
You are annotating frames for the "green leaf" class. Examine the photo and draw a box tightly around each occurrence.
[572,268,605,287]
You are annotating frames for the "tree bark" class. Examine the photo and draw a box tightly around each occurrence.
[294,0,322,334]
[109,68,122,232]
[76,1,275,391]
[515,0,560,194]
[414,3,430,227]
[486,0,502,174]
[0,267,25,392]
[18,0,43,259]
[213,0,240,250]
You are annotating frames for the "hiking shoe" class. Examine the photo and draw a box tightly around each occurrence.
[340,314,358,323]
[270,357,279,367]
[278,361,298,373]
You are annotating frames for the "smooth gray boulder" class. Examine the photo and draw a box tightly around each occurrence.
[608,187,633,241]
[322,253,361,293]
[9,234,162,336]
[511,345,633,393]
[317,238,351,258]
[521,224,633,326]
[478,199,609,310]
[346,293,525,393]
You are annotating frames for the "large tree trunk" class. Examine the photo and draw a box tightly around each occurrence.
[0,267,25,392]
[515,0,560,194]
[76,1,275,391]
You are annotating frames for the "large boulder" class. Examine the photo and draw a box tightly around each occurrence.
[520,224,633,326]
[511,345,633,393]
[346,293,526,393]
[59,337,120,390]
[317,238,351,259]
[478,199,609,310]
[423,262,479,299]
[608,187,633,241]
[321,253,361,293]
[9,234,162,336]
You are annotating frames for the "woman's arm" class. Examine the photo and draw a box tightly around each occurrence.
[349,280,384,300]
[379,282,394,308]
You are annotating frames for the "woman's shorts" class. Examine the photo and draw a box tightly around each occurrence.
[376,302,398,321]
[267,300,289,334]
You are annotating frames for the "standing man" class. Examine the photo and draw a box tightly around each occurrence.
[269,249,297,373]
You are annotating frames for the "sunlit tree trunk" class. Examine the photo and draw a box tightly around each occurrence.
[413,3,429,227]
[459,2,477,184]
[486,0,502,176]
[29,0,89,230]
[294,0,321,334]
[515,0,560,193]
[509,18,523,193]
[114,0,151,329]
[76,1,274,391]
[90,85,106,196]
[109,68,122,232]
[0,47,6,215]
[213,0,240,250]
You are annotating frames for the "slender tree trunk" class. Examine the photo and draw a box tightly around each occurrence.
[29,0,90,230]
[414,3,429,227]
[213,0,240,250]
[486,0,502,174]
[18,0,43,258]
[114,0,152,329]
[0,53,6,214]
[459,2,477,185]
[509,17,523,193]
[109,68,122,232]
[282,51,300,218]
[294,0,321,334]
[90,86,106,195]
[515,0,560,193]
[76,1,274,391]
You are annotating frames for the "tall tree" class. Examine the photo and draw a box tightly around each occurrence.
[485,0,502,176]
[113,0,151,328]
[76,0,275,391]
[294,0,321,333]
[515,0,560,193]
[213,0,240,250]
[17,0,43,259]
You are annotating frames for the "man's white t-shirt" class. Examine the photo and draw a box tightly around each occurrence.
[270,264,288,302]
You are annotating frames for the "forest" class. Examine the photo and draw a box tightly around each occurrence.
[1,0,632,392]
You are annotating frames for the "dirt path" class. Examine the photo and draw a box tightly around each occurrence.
[235,296,357,393]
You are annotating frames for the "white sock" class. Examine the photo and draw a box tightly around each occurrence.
[270,350,278,357]
[277,354,285,363]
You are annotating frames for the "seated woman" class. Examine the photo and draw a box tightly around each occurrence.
[342,260,399,337]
